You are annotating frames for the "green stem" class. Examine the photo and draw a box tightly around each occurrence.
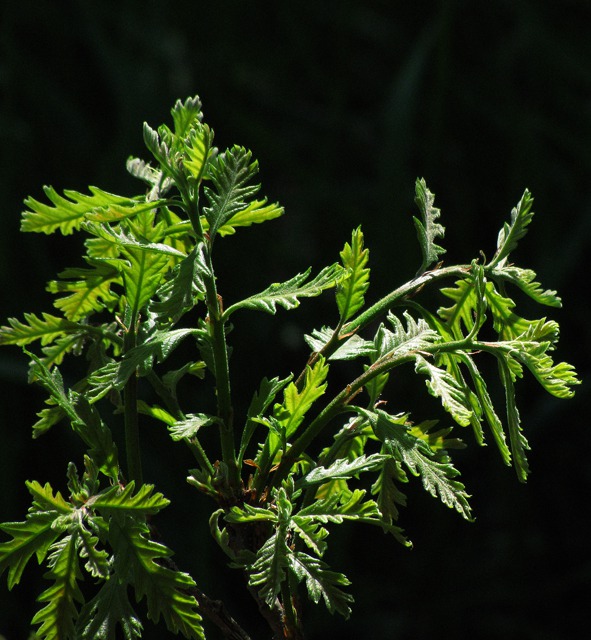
[123,326,143,486]
[310,264,471,370]
[273,336,475,488]
[203,247,240,492]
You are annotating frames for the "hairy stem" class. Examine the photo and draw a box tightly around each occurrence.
[123,326,143,486]
[203,247,240,492]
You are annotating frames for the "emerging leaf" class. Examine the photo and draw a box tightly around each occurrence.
[491,189,534,268]
[413,178,446,273]
[336,227,370,322]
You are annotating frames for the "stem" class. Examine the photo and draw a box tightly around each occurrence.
[123,326,143,486]
[303,265,471,376]
[273,335,475,488]
[203,246,240,491]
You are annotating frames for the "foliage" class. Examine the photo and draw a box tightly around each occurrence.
[0,96,579,639]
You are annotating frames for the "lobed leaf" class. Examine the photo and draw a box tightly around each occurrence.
[362,408,473,520]
[490,189,534,268]
[414,355,474,426]
[336,227,370,322]
[224,263,347,317]
[168,413,219,441]
[110,518,204,639]
[203,145,260,241]
[91,482,170,516]
[21,186,149,236]
[413,178,446,273]
[288,551,353,618]
[32,534,84,640]
[273,356,329,439]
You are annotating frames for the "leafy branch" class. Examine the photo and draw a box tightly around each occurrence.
[0,95,579,639]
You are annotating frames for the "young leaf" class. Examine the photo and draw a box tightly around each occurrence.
[413,178,446,273]
[288,551,353,618]
[460,354,511,466]
[336,227,370,322]
[239,375,293,462]
[171,95,204,139]
[203,145,260,241]
[212,198,284,236]
[110,518,204,639]
[414,355,474,427]
[77,576,143,640]
[0,511,61,590]
[0,312,81,347]
[362,408,473,520]
[489,265,561,308]
[21,186,151,236]
[274,356,329,439]
[300,454,389,487]
[150,243,209,325]
[168,413,219,441]
[47,259,121,322]
[224,263,347,317]
[497,357,530,482]
[32,534,84,640]
[91,482,170,517]
[304,327,375,361]
[490,189,534,268]
[374,312,439,361]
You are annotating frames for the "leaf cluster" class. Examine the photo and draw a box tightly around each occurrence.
[0,96,579,638]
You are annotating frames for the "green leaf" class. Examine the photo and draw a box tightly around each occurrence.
[120,243,171,323]
[83,221,187,258]
[414,355,474,426]
[32,534,84,640]
[304,327,375,361]
[212,198,284,236]
[110,518,204,639]
[168,413,219,441]
[459,354,511,466]
[413,178,446,273]
[336,227,370,321]
[0,511,61,590]
[224,263,347,317]
[438,274,484,340]
[247,488,292,606]
[374,311,439,361]
[363,408,473,520]
[300,454,389,487]
[274,356,329,439]
[483,282,558,342]
[497,357,530,482]
[77,526,110,579]
[371,456,408,525]
[203,145,260,241]
[88,328,204,395]
[490,189,534,268]
[248,531,290,607]
[0,313,81,347]
[489,265,561,308]
[78,576,143,640]
[21,186,150,236]
[47,259,121,322]
[288,551,353,618]
[171,95,204,139]
[150,243,209,325]
[91,482,170,517]
[239,375,293,461]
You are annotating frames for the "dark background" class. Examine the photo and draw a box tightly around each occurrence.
[1,1,589,638]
